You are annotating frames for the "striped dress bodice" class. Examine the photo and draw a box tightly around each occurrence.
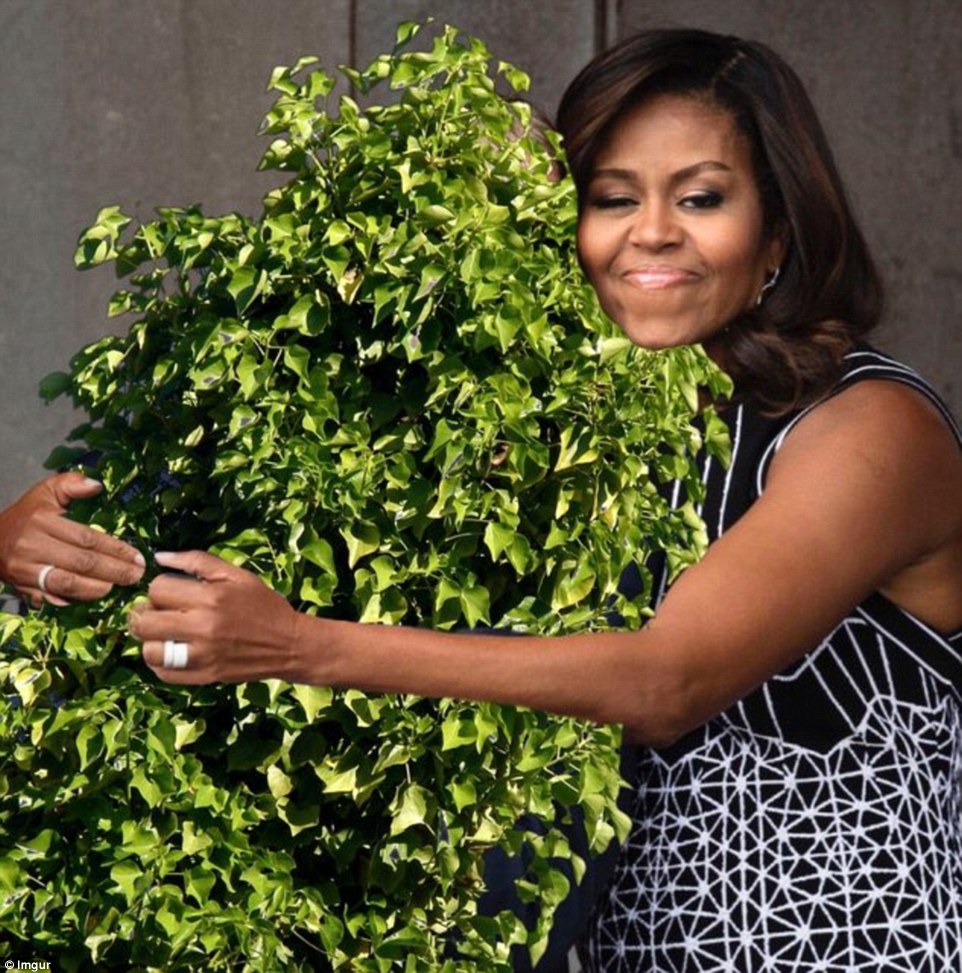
[583,347,962,972]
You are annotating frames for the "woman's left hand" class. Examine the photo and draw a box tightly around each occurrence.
[0,473,146,606]
[130,551,299,684]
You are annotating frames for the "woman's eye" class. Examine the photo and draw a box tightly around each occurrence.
[590,195,636,210]
[680,191,723,210]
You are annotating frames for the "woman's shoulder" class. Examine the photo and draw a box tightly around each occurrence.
[768,361,962,626]
[776,370,960,496]
[749,346,960,501]
[832,346,961,443]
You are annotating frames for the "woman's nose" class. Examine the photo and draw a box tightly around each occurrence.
[626,201,683,250]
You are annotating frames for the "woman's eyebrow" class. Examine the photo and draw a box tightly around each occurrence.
[671,160,732,183]
[588,160,733,185]
[586,167,637,184]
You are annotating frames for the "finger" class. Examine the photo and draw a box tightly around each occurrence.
[6,555,115,603]
[41,571,114,603]
[146,573,209,611]
[154,550,238,583]
[129,606,199,643]
[30,566,113,604]
[41,516,146,577]
[19,586,70,609]
[142,640,210,685]
[17,532,142,599]
[22,542,145,596]
[47,472,104,507]
[141,638,181,669]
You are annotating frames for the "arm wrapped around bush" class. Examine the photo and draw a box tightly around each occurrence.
[0,22,729,972]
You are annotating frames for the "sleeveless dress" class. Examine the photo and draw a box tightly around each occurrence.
[581,347,962,972]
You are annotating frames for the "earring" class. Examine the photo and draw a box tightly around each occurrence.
[756,266,781,306]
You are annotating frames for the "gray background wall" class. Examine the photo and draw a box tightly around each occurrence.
[1,0,958,506]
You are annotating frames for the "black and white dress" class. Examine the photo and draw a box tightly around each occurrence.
[582,347,962,972]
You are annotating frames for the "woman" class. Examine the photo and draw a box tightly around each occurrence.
[0,472,144,606]
[130,29,962,970]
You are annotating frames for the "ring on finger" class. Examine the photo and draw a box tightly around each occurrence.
[37,564,55,594]
[163,639,190,669]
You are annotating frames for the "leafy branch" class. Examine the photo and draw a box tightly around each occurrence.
[0,21,728,972]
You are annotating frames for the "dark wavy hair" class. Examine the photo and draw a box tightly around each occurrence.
[556,28,883,413]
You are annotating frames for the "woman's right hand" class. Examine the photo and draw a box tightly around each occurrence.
[0,472,145,607]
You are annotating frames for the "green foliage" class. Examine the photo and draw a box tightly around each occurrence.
[0,23,729,971]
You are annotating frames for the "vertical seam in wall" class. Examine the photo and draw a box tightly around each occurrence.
[348,0,358,79]
[611,0,621,46]
[595,0,619,51]
[593,0,605,53]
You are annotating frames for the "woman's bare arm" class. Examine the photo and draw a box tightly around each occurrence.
[131,380,962,747]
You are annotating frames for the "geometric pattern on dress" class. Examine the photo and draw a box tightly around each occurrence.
[583,348,962,972]
[723,615,962,753]
[583,694,962,972]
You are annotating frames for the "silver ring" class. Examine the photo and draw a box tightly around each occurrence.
[162,639,190,669]
[37,564,55,594]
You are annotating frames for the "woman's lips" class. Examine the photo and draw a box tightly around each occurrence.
[622,267,698,289]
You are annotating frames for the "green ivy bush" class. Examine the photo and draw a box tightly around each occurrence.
[0,23,729,971]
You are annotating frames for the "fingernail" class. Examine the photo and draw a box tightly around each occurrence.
[154,551,177,565]
[82,477,102,487]
[134,552,146,567]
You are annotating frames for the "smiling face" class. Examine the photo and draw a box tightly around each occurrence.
[576,93,784,358]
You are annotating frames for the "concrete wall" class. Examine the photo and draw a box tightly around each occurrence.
[1,0,958,507]
[0,0,352,501]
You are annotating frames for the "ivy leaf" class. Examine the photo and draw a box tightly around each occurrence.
[38,370,72,402]
[110,860,143,906]
[227,266,266,313]
[390,783,433,835]
[341,522,380,568]
[460,585,491,628]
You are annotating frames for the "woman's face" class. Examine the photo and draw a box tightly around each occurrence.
[577,93,783,357]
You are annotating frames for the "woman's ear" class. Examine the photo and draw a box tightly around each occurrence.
[766,220,790,272]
